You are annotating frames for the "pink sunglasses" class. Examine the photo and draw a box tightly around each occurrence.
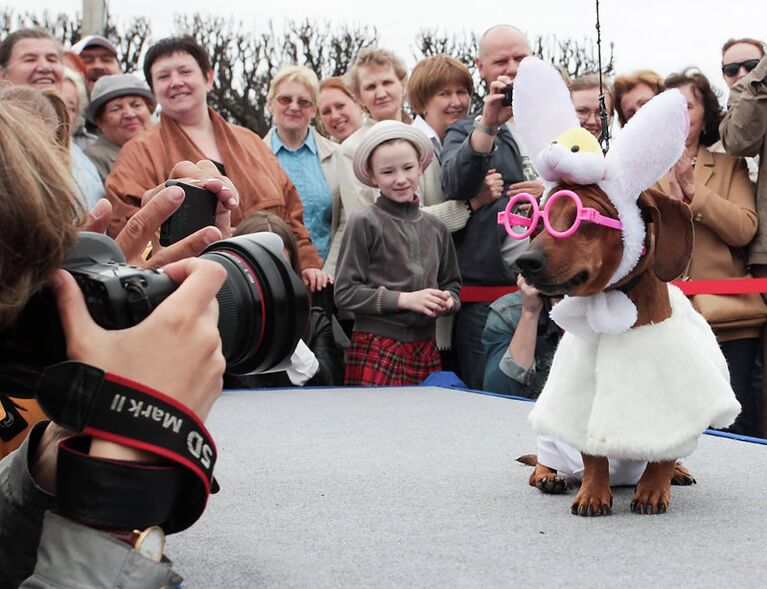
[497,189,623,239]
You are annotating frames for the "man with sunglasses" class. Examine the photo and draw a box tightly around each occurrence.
[720,39,767,284]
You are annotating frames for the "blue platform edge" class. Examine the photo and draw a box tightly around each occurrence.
[225,371,767,446]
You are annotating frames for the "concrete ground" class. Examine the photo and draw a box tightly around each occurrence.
[169,386,767,588]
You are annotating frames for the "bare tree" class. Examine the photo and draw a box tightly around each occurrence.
[0,9,80,46]
[104,16,152,73]
[413,29,616,114]
[175,15,378,135]
[0,9,150,73]
[532,34,615,79]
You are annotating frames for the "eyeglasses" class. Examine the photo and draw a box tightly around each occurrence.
[721,59,760,78]
[275,95,314,109]
[497,190,622,240]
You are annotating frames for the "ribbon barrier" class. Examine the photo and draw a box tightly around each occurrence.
[459,278,767,303]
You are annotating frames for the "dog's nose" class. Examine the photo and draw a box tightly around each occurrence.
[514,249,547,278]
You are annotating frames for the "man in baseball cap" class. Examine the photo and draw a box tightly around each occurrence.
[71,34,122,95]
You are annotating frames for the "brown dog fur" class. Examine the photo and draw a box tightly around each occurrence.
[517,183,694,516]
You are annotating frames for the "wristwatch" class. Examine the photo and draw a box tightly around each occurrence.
[108,526,166,562]
[473,115,501,136]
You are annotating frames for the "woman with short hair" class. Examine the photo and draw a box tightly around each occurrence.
[317,76,364,143]
[613,69,664,126]
[84,73,156,180]
[105,36,328,291]
[264,65,339,264]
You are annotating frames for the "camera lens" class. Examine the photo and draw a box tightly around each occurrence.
[200,235,309,375]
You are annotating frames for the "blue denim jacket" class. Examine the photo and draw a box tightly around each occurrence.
[481,292,561,398]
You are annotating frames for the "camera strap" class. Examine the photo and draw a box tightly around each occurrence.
[35,361,219,533]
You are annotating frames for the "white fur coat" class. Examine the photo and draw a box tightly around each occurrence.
[529,285,741,461]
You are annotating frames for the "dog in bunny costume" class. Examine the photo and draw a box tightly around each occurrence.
[498,57,741,516]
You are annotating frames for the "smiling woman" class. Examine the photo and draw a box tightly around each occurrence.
[83,73,156,180]
[263,65,339,263]
[104,36,329,290]
[317,77,363,142]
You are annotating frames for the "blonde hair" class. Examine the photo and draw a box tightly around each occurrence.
[0,101,81,327]
[0,84,72,152]
[408,54,473,114]
[569,73,614,116]
[346,47,408,103]
[613,70,664,126]
[319,76,355,100]
[268,65,320,106]
[63,66,88,132]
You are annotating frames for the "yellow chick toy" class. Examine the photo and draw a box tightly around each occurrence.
[536,126,606,185]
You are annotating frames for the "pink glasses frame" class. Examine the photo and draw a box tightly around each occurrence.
[497,189,623,240]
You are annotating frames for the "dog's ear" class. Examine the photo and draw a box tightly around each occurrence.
[639,189,693,281]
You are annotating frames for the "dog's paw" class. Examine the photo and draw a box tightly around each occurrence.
[536,476,569,494]
[670,463,697,486]
[630,489,671,514]
[570,488,612,516]
[529,464,569,494]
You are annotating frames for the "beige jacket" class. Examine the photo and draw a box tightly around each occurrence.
[263,127,340,272]
[720,54,767,266]
[654,146,758,341]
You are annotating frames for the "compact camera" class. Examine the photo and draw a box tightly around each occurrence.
[501,84,514,108]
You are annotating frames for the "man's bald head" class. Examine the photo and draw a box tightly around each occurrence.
[476,25,532,85]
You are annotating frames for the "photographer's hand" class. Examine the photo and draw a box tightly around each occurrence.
[81,194,223,269]
[140,159,240,260]
[470,76,514,154]
[51,257,227,422]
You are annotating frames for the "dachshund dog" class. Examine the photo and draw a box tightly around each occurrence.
[505,56,739,517]
[514,184,695,515]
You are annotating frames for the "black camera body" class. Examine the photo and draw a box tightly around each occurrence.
[65,234,176,329]
[501,84,514,108]
[0,232,308,397]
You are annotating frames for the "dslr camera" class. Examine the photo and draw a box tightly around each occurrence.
[0,232,308,397]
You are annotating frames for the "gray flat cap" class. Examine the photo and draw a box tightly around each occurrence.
[86,73,156,124]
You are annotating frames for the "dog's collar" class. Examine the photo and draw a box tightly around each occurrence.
[615,273,643,295]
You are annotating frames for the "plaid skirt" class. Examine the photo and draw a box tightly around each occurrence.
[345,332,442,386]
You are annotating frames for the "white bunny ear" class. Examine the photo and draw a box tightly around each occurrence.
[601,89,688,199]
[514,56,580,159]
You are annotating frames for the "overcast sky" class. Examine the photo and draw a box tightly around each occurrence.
[6,0,766,99]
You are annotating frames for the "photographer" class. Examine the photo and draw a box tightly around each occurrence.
[440,25,543,390]
[0,100,227,587]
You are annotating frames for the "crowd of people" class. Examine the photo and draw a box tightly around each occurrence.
[0,20,766,585]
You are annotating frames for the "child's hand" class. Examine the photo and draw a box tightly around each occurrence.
[437,290,455,316]
[398,289,452,317]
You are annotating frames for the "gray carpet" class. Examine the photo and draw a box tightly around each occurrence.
[168,386,767,588]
